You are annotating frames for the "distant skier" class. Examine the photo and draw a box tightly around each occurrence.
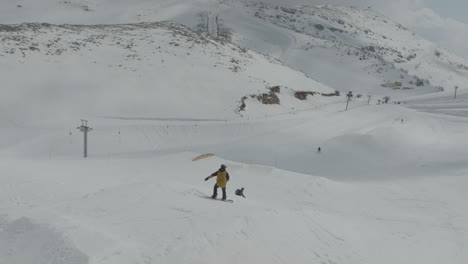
[401,119,404,124]
[317,147,321,153]
[235,187,246,198]
[205,164,230,200]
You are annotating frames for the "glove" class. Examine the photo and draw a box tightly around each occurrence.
[204,177,209,181]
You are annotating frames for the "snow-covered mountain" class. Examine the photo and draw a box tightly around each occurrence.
[237,2,468,95]
[0,21,337,121]
[2,0,467,100]
[186,0,468,97]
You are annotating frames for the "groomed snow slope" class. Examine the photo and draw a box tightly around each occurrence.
[1,151,467,264]
[1,97,468,264]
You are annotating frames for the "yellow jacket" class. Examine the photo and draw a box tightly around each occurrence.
[207,170,230,188]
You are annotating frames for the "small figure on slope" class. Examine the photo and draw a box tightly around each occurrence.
[317,147,321,153]
[235,187,246,198]
[205,164,230,200]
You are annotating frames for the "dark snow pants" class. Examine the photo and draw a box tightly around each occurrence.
[212,184,227,199]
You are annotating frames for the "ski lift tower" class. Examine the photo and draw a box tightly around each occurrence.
[77,119,93,158]
[346,91,354,111]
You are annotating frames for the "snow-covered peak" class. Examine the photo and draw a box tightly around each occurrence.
[242,1,468,95]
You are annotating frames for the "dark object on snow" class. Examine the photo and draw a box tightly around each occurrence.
[205,164,230,200]
[235,187,246,198]
[317,147,321,153]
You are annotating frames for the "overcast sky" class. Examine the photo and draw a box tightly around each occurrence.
[258,0,468,60]
[389,0,468,60]
[427,0,468,24]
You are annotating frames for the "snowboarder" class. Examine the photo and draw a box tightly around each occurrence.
[235,187,246,198]
[205,164,230,200]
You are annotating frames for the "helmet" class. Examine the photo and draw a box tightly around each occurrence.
[220,164,227,169]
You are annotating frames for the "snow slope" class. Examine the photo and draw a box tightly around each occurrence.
[1,1,468,264]
[217,1,468,97]
[5,1,467,121]
[0,22,336,122]
[3,0,467,98]
[1,142,468,264]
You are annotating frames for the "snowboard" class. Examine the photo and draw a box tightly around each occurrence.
[203,196,233,203]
